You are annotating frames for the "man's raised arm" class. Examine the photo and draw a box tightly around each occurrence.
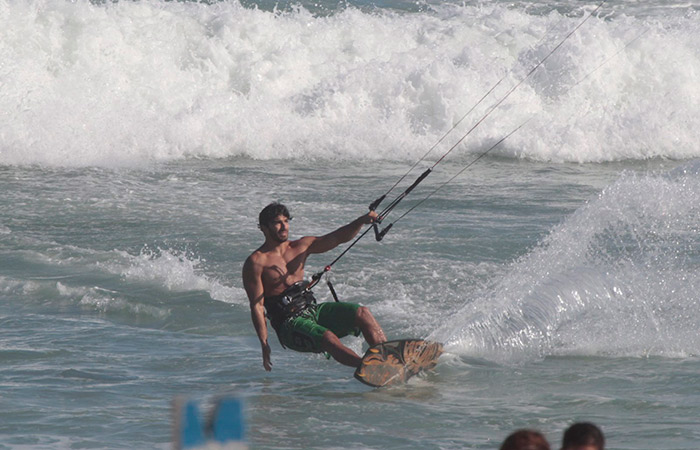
[307,211,377,255]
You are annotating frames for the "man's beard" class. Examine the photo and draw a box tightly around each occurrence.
[268,228,288,243]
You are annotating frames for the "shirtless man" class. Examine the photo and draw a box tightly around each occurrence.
[242,202,387,371]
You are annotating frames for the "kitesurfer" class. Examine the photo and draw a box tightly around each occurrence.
[242,202,387,371]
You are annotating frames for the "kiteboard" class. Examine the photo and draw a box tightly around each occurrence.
[353,339,443,388]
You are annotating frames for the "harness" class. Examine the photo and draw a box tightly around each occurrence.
[264,281,317,331]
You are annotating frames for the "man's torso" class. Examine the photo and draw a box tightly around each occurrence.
[254,237,312,297]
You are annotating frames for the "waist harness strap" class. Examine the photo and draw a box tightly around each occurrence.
[265,282,316,331]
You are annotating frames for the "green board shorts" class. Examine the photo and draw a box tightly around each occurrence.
[275,302,360,353]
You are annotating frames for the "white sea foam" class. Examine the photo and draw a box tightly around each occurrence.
[1,0,697,167]
[109,247,244,304]
[76,287,173,319]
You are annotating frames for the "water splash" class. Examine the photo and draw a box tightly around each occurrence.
[434,161,700,363]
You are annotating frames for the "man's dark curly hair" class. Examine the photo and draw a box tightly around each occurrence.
[561,423,604,450]
[258,202,292,228]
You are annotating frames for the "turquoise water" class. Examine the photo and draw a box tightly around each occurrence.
[3,158,700,449]
[2,0,700,448]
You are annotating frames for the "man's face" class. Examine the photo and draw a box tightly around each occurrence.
[263,214,289,243]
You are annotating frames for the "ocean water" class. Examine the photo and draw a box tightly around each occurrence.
[1,0,700,448]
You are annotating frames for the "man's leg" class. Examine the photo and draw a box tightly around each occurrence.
[314,303,387,367]
[321,331,362,368]
[355,306,387,347]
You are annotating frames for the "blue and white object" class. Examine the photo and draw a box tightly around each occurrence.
[174,397,247,450]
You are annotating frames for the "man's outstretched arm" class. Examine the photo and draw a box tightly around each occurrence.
[307,211,377,255]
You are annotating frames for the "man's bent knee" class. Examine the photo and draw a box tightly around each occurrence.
[321,330,341,348]
[354,305,386,346]
[355,306,372,323]
[321,330,362,368]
